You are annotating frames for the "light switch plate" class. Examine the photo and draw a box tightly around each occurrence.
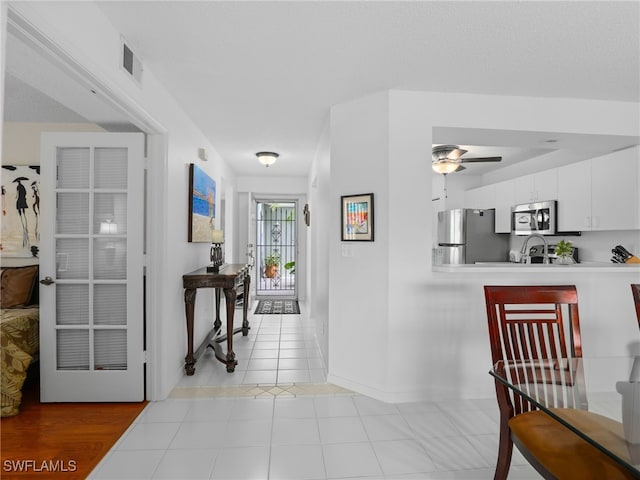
[341,244,354,257]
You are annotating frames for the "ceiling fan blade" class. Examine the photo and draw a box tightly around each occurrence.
[454,165,466,172]
[459,156,502,163]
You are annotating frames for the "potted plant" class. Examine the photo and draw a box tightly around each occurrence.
[284,261,295,275]
[554,240,575,264]
[264,251,280,278]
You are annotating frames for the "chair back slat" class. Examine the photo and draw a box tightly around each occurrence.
[485,285,586,416]
[632,284,640,330]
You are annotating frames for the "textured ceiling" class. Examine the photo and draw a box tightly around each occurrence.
[5,1,640,176]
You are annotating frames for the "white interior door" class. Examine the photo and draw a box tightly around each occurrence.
[39,132,145,402]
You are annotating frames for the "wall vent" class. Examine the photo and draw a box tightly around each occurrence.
[121,38,143,85]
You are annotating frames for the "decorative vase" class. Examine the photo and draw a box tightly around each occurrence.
[556,256,575,265]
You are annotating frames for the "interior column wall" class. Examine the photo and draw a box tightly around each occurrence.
[327,91,390,397]
[306,121,331,365]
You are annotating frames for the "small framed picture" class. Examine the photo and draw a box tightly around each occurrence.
[341,193,374,241]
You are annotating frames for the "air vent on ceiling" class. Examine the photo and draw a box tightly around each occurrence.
[121,37,143,85]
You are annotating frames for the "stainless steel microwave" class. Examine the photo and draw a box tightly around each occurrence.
[512,200,557,236]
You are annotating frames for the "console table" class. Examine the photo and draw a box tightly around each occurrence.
[182,264,250,374]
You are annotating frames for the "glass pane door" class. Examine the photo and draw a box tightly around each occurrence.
[55,146,129,371]
[255,201,297,298]
[40,132,144,403]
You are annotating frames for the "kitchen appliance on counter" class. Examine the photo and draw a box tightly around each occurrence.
[513,200,557,236]
[528,244,580,264]
[436,208,510,264]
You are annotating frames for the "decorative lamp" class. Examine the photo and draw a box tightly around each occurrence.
[208,229,224,273]
[256,151,278,168]
[99,219,118,234]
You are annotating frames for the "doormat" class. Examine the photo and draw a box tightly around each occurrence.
[254,300,300,314]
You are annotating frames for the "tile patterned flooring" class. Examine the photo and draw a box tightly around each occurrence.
[89,302,543,479]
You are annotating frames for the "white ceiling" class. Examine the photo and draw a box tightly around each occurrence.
[4,1,640,176]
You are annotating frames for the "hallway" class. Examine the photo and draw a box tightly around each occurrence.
[88,303,543,479]
[174,301,326,389]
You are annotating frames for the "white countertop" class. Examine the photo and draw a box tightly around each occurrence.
[433,262,640,273]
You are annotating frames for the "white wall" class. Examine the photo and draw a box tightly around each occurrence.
[7,3,238,400]
[306,121,331,367]
[328,91,390,396]
[2,122,106,164]
[327,89,640,402]
[0,1,6,154]
[237,176,307,194]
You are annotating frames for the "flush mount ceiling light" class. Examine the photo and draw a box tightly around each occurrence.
[256,151,279,168]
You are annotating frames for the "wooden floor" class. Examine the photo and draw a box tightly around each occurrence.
[1,377,147,479]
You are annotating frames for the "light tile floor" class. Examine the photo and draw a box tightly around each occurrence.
[89,302,543,479]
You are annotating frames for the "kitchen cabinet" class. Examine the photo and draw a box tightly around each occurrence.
[591,146,639,230]
[557,160,591,231]
[464,146,639,234]
[513,169,558,204]
[557,146,639,231]
[494,180,514,233]
[463,184,495,210]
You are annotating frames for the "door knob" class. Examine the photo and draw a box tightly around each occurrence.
[40,276,55,285]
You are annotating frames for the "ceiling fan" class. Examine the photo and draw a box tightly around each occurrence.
[431,145,502,174]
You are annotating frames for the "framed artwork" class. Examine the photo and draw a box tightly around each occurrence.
[188,164,216,242]
[341,193,374,241]
[1,165,41,258]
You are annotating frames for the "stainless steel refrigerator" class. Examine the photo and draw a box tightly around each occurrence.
[437,208,509,264]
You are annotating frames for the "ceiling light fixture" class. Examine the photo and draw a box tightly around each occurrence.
[256,151,279,167]
[431,145,464,174]
[432,160,460,174]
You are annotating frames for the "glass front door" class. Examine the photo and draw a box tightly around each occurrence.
[255,201,297,298]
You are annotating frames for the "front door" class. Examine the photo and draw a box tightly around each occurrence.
[39,132,145,402]
[255,200,297,299]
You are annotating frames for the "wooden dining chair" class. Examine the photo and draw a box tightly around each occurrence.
[632,284,640,329]
[484,285,635,480]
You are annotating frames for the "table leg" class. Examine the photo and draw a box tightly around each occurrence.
[214,287,222,331]
[223,286,238,372]
[184,288,197,375]
[242,274,251,336]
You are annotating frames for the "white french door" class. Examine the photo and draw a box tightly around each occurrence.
[39,132,145,402]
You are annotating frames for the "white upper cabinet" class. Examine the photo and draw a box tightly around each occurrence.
[513,169,558,204]
[463,146,639,234]
[557,146,639,231]
[557,159,591,231]
[590,146,639,230]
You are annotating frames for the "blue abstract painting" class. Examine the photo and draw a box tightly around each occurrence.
[188,164,216,242]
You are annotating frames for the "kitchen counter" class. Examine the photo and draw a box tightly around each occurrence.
[433,262,640,273]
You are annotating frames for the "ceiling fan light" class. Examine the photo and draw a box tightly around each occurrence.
[256,151,279,167]
[432,160,459,174]
[448,148,466,160]
[432,145,467,162]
